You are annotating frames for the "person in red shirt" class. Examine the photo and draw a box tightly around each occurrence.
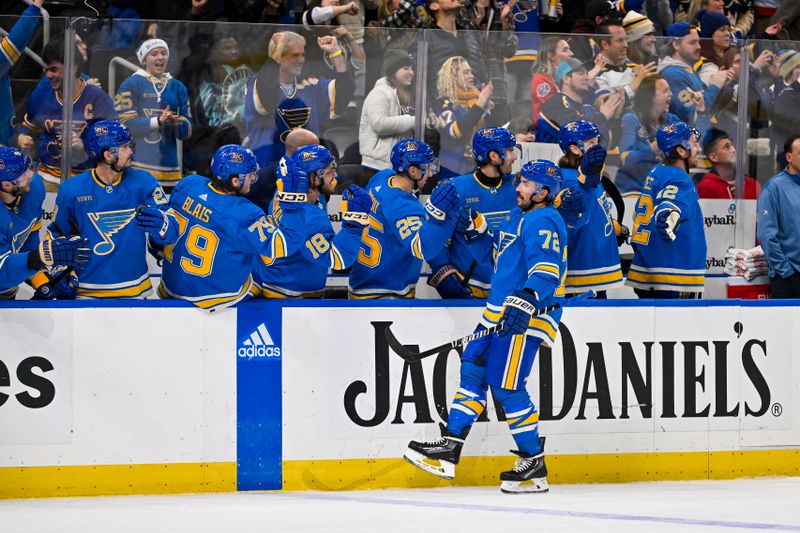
[529,37,574,125]
[696,128,762,199]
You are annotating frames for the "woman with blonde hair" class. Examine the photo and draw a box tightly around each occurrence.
[529,37,573,125]
[430,55,493,179]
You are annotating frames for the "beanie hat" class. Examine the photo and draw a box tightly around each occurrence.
[136,38,169,65]
[666,22,698,38]
[623,10,655,42]
[382,49,414,78]
[698,11,731,38]
[778,49,800,80]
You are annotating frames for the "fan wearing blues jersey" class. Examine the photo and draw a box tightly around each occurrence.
[47,120,175,299]
[405,159,567,494]
[426,127,519,299]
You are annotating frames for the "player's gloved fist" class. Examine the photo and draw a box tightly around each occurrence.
[32,236,90,269]
[498,289,539,337]
[614,220,630,246]
[425,180,461,222]
[136,205,172,241]
[275,156,309,206]
[428,264,473,299]
[655,208,681,241]
[32,270,78,300]
[579,144,607,188]
[556,187,583,217]
[341,185,371,229]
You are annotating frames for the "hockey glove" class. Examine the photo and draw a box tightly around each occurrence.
[498,289,539,337]
[579,144,607,188]
[555,187,583,218]
[425,180,462,222]
[136,205,174,242]
[340,185,371,230]
[655,208,681,241]
[32,269,78,300]
[275,156,308,207]
[464,209,487,241]
[614,220,630,246]
[30,236,90,270]
[428,264,474,299]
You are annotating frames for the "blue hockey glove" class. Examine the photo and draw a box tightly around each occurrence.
[147,238,165,267]
[579,144,607,188]
[428,264,474,299]
[136,205,173,241]
[32,269,77,300]
[275,156,309,207]
[425,180,462,222]
[655,208,681,241]
[340,185,371,230]
[32,236,90,269]
[556,186,584,216]
[498,289,539,337]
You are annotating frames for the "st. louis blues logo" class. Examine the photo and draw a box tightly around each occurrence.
[496,231,517,255]
[11,218,37,253]
[87,209,137,255]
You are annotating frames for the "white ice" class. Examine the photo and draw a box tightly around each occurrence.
[2,478,799,532]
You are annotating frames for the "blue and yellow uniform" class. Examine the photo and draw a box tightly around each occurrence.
[348,176,454,299]
[557,168,623,293]
[254,197,360,298]
[115,71,193,187]
[0,173,45,298]
[626,164,707,292]
[0,202,39,293]
[428,171,516,297]
[0,4,41,146]
[159,175,288,310]
[47,167,167,298]
[20,79,117,186]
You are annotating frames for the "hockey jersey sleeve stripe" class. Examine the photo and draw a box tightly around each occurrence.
[330,245,345,271]
[0,37,20,64]
[528,262,560,279]
[410,233,423,260]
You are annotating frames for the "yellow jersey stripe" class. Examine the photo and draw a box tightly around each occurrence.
[77,278,152,299]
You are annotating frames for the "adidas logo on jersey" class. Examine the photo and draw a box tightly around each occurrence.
[199,194,208,201]
[238,322,281,358]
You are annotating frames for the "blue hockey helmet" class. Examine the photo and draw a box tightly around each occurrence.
[211,144,259,182]
[85,120,134,162]
[558,120,601,154]
[390,139,436,174]
[472,127,519,163]
[291,144,335,176]
[656,121,700,159]
[0,146,33,183]
[517,159,562,201]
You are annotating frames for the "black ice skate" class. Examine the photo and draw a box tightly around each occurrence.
[499,437,549,494]
[404,423,469,480]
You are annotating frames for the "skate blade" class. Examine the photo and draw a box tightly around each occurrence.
[403,449,455,480]
[500,478,549,494]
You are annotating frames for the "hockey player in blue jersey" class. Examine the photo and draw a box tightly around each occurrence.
[405,159,567,494]
[115,39,193,188]
[17,38,117,190]
[626,120,707,297]
[244,31,355,168]
[555,121,623,297]
[0,147,89,294]
[48,120,175,299]
[348,139,469,299]
[158,144,290,311]
[0,0,42,146]
[254,144,368,298]
[427,127,519,299]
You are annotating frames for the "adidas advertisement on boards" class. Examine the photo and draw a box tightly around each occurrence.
[280,305,794,460]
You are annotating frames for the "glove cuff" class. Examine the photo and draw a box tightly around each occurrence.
[503,294,536,315]
[428,264,459,287]
[276,191,308,204]
[425,200,447,221]
[341,211,368,225]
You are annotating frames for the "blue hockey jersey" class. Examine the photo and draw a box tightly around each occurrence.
[480,205,567,347]
[348,176,455,298]
[556,168,622,293]
[47,167,167,298]
[20,79,118,185]
[428,171,517,297]
[658,57,720,126]
[115,71,193,187]
[159,175,288,310]
[254,197,361,298]
[0,4,41,146]
[626,164,707,292]
[0,173,45,297]
[0,200,38,294]
[431,97,488,179]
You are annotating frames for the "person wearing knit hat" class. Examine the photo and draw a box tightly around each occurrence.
[359,50,416,172]
[624,11,657,64]
[777,49,800,82]
[697,11,732,86]
[698,11,731,38]
[115,38,193,189]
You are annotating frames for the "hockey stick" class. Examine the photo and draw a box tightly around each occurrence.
[385,290,596,363]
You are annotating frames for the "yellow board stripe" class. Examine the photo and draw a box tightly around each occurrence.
[0,462,236,499]
[282,449,800,491]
